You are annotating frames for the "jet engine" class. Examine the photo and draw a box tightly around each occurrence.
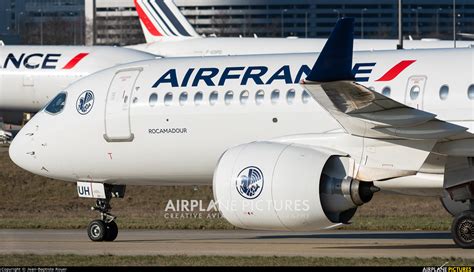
[213,142,378,231]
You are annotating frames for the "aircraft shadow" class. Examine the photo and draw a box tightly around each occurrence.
[253,232,452,240]
[113,231,452,244]
[330,244,457,250]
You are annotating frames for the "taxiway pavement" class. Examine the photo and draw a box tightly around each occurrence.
[0,229,467,258]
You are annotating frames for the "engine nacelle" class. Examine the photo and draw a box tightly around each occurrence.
[213,142,376,231]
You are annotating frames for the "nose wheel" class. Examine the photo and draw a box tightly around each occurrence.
[87,199,119,242]
[451,210,474,248]
[76,182,126,242]
[87,220,118,241]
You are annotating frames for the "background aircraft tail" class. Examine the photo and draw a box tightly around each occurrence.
[134,0,200,42]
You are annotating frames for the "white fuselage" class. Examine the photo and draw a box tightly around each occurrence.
[9,48,474,186]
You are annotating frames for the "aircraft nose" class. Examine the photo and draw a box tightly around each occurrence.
[9,130,38,173]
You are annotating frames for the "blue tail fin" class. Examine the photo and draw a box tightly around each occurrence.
[306,18,355,82]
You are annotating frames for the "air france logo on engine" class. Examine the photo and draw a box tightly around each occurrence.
[76,90,94,115]
[236,166,264,199]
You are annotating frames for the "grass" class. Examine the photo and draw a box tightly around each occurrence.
[0,255,473,266]
[0,151,453,231]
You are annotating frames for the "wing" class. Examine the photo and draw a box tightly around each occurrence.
[302,80,467,140]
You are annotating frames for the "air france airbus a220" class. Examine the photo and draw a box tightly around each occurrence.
[9,19,474,248]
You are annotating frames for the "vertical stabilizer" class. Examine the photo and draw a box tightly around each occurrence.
[134,0,199,42]
[305,18,355,82]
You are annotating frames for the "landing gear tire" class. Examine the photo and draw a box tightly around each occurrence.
[79,184,125,242]
[87,220,107,242]
[87,198,119,242]
[87,220,119,242]
[104,221,118,241]
[451,210,474,249]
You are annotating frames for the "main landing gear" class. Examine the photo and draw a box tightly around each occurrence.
[77,182,126,242]
[87,198,119,242]
[443,157,474,248]
[451,205,474,249]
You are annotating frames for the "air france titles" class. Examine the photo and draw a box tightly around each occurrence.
[1,52,89,70]
[152,65,312,88]
[151,60,416,88]
[148,128,188,135]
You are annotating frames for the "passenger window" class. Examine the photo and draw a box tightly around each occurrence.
[179,92,188,106]
[302,91,311,104]
[194,92,203,105]
[271,89,280,104]
[468,85,474,100]
[286,89,296,105]
[439,85,449,100]
[45,92,67,114]
[225,91,234,105]
[149,93,158,107]
[209,91,218,105]
[382,87,391,97]
[255,90,265,105]
[410,85,420,100]
[240,90,249,104]
[164,92,173,106]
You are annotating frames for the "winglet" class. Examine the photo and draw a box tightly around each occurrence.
[305,18,355,82]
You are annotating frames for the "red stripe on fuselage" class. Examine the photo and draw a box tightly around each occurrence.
[375,60,416,81]
[62,53,89,69]
[134,0,162,37]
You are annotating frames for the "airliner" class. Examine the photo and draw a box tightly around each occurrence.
[129,0,474,56]
[9,18,474,248]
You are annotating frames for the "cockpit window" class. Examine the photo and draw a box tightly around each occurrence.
[45,92,67,114]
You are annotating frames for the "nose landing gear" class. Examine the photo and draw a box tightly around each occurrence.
[87,198,119,242]
[77,182,125,242]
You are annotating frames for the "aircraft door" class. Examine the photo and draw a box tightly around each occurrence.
[104,68,142,142]
[404,75,427,110]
